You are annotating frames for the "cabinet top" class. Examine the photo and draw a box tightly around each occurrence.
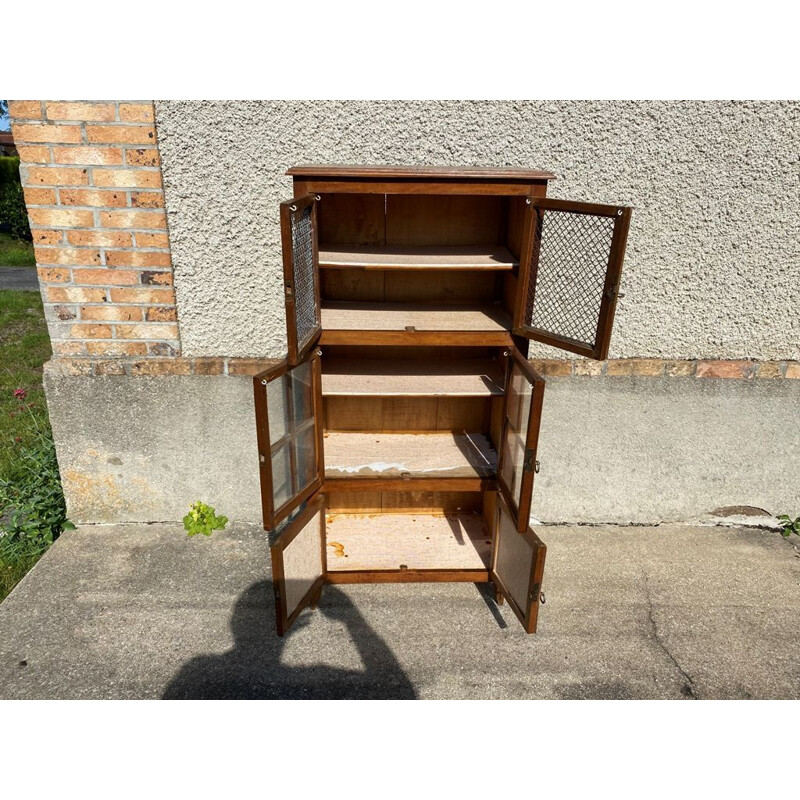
[286,164,556,181]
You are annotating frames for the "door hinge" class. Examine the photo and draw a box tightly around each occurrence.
[605,284,625,301]
[523,449,539,473]
[285,283,294,300]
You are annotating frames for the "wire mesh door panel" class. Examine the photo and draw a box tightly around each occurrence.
[270,493,326,636]
[281,194,321,365]
[490,492,546,634]
[497,348,545,532]
[516,198,632,360]
[253,350,324,530]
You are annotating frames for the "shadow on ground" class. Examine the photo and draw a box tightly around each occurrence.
[163,580,417,699]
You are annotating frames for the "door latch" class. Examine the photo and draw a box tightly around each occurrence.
[523,449,539,473]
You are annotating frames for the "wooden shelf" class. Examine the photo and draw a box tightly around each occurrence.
[325,512,492,572]
[324,432,497,480]
[319,245,517,271]
[321,357,505,397]
[321,302,512,333]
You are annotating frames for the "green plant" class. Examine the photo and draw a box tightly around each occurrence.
[777,515,800,538]
[0,156,32,242]
[0,429,74,550]
[183,501,228,537]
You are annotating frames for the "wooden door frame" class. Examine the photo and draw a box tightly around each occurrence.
[271,492,328,636]
[253,349,325,530]
[281,193,322,366]
[495,348,546,532]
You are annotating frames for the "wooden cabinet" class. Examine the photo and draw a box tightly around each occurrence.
[254,165,632,635]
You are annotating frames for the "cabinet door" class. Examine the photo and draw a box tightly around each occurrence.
[491,493,547,634]
[253,349,324,530]
[281,194,322,365]
[271,492,327,636]
[515,198,632,360]
[497,348,545,532]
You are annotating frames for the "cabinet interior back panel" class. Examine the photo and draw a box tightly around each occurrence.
[324,432,498,479]
[325,512,492,571]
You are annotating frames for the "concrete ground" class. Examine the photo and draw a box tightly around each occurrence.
[1,522,798,699]
[0,267,38,291]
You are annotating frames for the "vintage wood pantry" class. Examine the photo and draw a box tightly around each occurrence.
[253,165,632,636]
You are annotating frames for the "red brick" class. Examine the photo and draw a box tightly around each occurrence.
[93,168,161,188]
[35,247,101,266]
[52,146,124,165]
[130,360,191,376]
[529,359,573,377]
[24,166,89,186]
[67,231,132,248]
[785,363,800,379]
[16,146,50,163]
[193,357,225,375]
[696,360,756,379]
[32,230,63,245]
[99,209,166,229]
[141,271,173,285]
[86,125,156,145]
[23,187,57,205]
[606,359,665,377]
[45,102,115,122]
[37,267,70,283]
[60,189,127,207]
[13,124,82,144]
[573,360,605,376]
[54,358,94,376]
[145,306,177,322]
[52,341,88,356]
[94,360,127,376]
[110,287,175,304]
[8,101,42,119]
[70,323,112,339]
[46,287,107,303]
[73,269,139,286]
[130,191,164,208]
[86,341,147,356]
[126,149,160,167]
[119,104,154,122]
[756,362,784,379]
[664,360,696,377]
[134,232,169,248]
[116,323,178,340]
[228,358,282,376]
[105,250,171,268]
[29,207,94,228]
[81,305,143,322]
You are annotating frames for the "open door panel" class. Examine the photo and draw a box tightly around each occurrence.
[281,194,322,365]
[515,197,632,360]
[253,349,324,530]
[271,492,327,636]
[491,492,546,634]
[497,348,545,532]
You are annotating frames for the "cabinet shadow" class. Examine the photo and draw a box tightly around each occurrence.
[162,580,417,700]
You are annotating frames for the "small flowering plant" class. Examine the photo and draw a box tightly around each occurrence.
[14,389,26,400]
[183,501,228,537]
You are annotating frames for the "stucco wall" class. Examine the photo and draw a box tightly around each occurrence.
[155,101,799,360]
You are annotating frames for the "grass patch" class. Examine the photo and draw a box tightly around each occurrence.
[0,232,35,267]
[0,288,65,603]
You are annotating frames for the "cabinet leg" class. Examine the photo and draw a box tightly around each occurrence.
[493,584,504,605]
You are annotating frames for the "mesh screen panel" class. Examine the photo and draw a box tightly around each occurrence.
[525,209,616,348]
[291,205,320,351]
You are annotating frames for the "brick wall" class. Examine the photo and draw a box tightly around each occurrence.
[9,100,179,358]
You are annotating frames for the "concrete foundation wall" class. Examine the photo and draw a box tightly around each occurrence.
[45,372,800,525]
[155,100,800,361]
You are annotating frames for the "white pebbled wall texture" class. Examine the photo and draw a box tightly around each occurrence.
[154,100,800,361]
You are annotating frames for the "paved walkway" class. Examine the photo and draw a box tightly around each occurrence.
[1,522,798,699]
[0,267,39,291]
